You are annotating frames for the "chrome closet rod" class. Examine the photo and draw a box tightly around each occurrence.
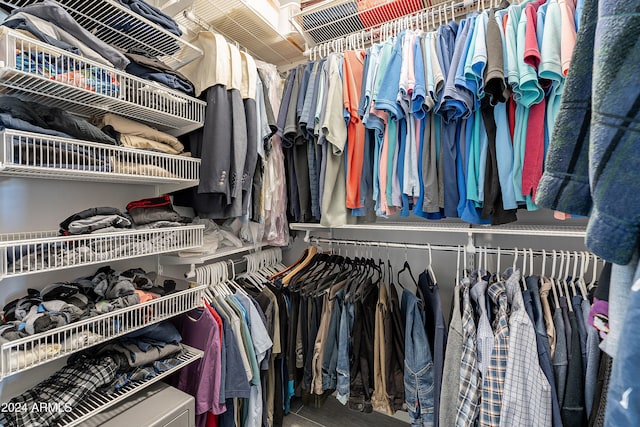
[308,236,600,260]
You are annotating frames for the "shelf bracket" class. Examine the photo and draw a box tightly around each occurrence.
[466,231,477,271]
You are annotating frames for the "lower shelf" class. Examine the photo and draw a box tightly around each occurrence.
[58,344,202,427]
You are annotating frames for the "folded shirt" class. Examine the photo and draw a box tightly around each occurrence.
[117,0,182,36]
[59,206,132,235]
[120,134,183,155]
[125,51,195,96]
[126,195,189,226]
[97,113,184,153]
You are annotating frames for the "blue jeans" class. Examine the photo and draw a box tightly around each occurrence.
[402,290,435,427]
[336,300,354,404]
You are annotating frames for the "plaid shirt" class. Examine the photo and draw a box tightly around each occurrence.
[471,276,494,378]
[481,279,510,427]
[500,269,552,426]
[456,278,481,427]
[0,355,118,426]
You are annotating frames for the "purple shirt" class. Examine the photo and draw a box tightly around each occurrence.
[177,306,225,427]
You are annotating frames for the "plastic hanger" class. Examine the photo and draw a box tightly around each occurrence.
[549,250,560,308]
[556,250,566,298]
[588,253,598,291]
[562,251,573,311]
[570,251,579,297]
[497,246,501,277]
[456,245,462,287]
[426,243,437,284]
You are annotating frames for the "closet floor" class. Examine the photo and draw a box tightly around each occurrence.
[285,396,408,427]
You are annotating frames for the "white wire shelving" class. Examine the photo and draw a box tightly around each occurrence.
[0,225,205,280]
[291,0,428,45]
[0,129,200,191]
[0,28,205,136]
[160,241,268,266]
[58,344,202,426]
[0,285,205,379]
[0,0,203,69]
[290,222,589,238]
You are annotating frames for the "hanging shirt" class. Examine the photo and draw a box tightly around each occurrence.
[343,50,367,210]
[321,53,352,226]
[500,269,553,426]
[559,0,577,75]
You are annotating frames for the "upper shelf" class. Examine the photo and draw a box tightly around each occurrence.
[173,0,306,69]
[289,222,589,238]
[1,0,203,69]
[0,28,206,136]
[291,0,429,45]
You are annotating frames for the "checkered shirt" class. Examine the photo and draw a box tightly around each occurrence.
[456,278,481,427]
[499,269,552,426]
[481,279,509,427]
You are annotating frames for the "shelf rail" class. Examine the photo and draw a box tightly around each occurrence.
[0,225,205,280]
[0,28,205,136]
[0,0,203,69]
[0,285,206,379]
[0,129,200,189]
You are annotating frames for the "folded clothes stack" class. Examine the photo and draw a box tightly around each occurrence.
[59,206,133,235]
[0,96,117,144]
[126,194,192,229]
[0,265,181,341]
[125,49,195,96]
[97,113,187,155]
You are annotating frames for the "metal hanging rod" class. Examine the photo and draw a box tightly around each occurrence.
[308,237,602,263]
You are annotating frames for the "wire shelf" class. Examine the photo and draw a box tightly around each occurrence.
[290,222,588,238]
[0,225,205,280]
[0,28,205,136]
[160,241,268,266]
[0,285,206,379]
[1,0,203,70]
[58,344,202,426]
[291,0,429,45]
[0,130,200,190]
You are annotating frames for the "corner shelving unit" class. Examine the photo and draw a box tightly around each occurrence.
[0,285,206,379]
[0,0,203,69]
[0,225,205,280]
[0,28,206,136]
[0,129,201,192]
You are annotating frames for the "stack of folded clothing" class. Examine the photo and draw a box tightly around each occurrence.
[59,206,133,235]
[0,354,119,427]
[125,49,195,96]
[126,194,192,229]
[0,96,117,144]
[96,113,187,155]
